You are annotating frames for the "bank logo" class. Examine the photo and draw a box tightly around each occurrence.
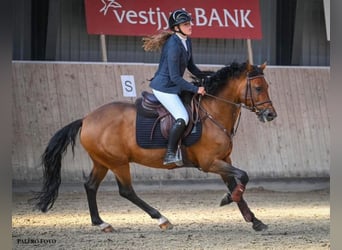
[100,0,122,15]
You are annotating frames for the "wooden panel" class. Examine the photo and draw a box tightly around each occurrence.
[12,62,330,183]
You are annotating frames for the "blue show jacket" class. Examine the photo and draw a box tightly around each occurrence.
[149,34,202,94]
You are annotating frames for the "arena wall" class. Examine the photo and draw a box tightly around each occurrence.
[12,62,330,184]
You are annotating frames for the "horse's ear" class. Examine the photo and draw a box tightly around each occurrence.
[260,61,267,71]
[246,60,253,72]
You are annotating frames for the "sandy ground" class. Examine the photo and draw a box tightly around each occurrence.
[12,185,330,250]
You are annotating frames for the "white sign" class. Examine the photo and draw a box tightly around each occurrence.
[120,75,137,97]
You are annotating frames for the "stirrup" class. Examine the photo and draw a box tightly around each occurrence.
[163,154,183,166]
[163,148,183,166]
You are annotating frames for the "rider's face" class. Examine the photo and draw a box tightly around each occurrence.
[178,22,192,36]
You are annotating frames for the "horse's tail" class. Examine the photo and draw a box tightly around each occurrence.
[33,119,83,212]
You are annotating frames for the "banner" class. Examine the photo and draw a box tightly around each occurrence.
[85,0,262,39]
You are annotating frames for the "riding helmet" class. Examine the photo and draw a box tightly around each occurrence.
[168,9,192,30]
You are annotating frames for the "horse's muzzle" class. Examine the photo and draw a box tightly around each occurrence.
[258,108,277,122]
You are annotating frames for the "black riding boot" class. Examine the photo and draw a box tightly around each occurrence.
[163,118,186,165]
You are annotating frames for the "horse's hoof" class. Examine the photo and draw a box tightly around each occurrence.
[220,193,233,206]
[159,220,174,230]
[99,223,114,233]
[252,218,268,231]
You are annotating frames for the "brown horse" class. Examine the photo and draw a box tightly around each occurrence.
[33,61,277,232]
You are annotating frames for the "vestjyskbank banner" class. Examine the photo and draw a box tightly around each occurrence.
[85,0,262,39]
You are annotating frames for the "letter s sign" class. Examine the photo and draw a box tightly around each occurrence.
[120,75,137,97]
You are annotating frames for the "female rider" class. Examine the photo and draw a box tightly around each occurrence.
[143,9,206,165]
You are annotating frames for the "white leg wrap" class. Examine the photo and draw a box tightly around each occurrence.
[99,222,111,230]
[158,215,168,225]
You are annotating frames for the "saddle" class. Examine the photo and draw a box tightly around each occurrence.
[135,91,199,140]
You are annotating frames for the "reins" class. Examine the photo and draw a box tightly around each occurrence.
[203,93,241,108]
[204,74,272,112]
[191,94,242,139]
[194,74,272,138]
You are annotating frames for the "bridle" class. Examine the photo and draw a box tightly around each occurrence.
[204,73,272,113]
[243,74,273,113]
[194,73,273,138]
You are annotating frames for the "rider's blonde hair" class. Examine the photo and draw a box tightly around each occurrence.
[142,31,173,52]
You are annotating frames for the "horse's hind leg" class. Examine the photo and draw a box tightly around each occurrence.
[84,161,114,232]
[220,175,268,231]
[113,165,173,230]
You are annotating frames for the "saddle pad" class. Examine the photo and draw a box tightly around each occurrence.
[136,113,202,149]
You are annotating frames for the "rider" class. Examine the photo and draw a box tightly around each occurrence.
[143,9,206,165]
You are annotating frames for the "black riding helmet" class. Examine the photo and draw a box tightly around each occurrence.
[168,9,192,31]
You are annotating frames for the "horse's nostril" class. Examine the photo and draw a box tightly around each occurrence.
[264,110,277,121]
[267,112,277,120]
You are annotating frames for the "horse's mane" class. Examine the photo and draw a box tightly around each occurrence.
[192,62,264,96]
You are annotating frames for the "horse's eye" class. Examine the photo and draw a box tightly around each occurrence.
[255,86,262,92]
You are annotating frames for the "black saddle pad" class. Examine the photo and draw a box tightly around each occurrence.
[136,113,202,149]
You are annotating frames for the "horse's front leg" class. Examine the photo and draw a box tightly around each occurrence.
[206,160,267,231]
[206,160,249,202]
[220,175,268,231]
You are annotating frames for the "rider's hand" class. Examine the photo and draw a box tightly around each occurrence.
[197,86,206,96]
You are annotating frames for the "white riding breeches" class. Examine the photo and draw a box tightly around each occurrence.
[152,89,189,125]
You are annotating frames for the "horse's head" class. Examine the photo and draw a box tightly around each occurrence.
[241,61,277,122]
[195,61,277,123]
